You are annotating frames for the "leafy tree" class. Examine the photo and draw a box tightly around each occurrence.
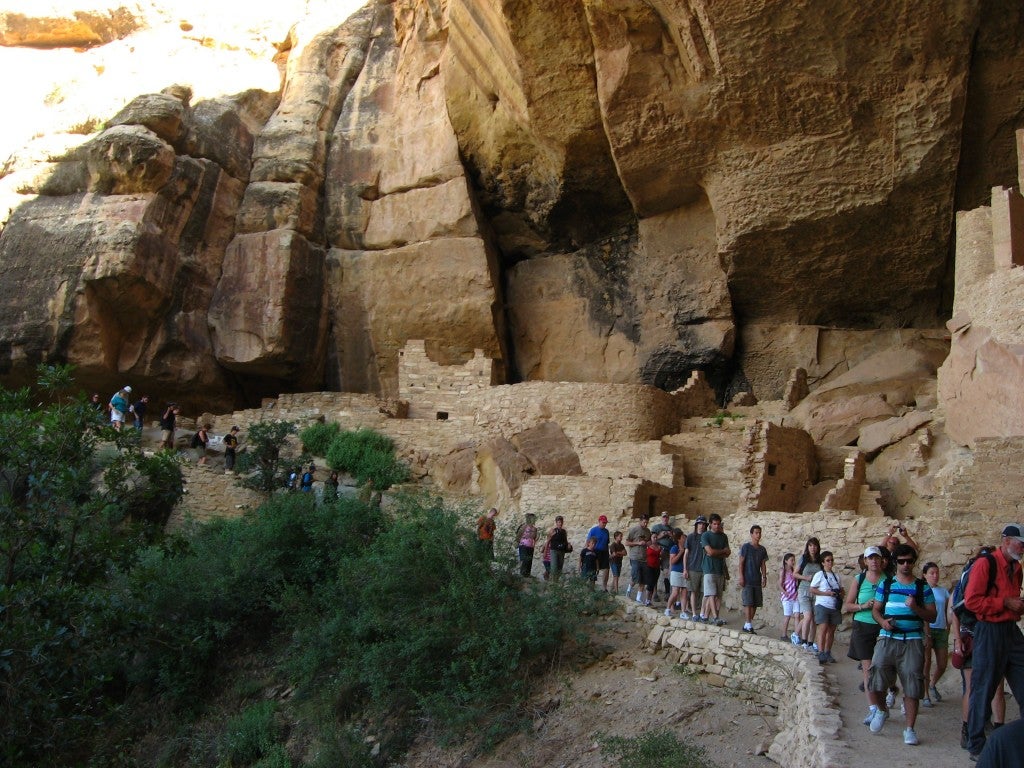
[236,420,300,494]
[324,428,408,490]
[0,365,184,766]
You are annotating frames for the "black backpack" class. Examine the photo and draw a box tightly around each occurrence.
[190,431,201,448]
[951,552,997,634]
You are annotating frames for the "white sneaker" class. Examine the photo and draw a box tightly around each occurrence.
[790,632,801,645]
[862,705,878,725]
[921,697,933,708]
[900,701,906,716]
[885,689,897,709]
[636,592,643,603]
[626,585,633,596]
[664,609,672,617]
[680,612,691,620]
[869,708,888,733]
[903,727,919,746]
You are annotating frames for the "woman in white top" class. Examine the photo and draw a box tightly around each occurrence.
[921,561,950,707]
[810,551,843,665]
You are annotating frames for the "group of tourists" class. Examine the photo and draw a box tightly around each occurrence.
[493,509,1024,763]
[89,387,246,472]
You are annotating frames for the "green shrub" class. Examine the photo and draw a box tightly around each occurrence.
[0,366,183,766]
[236,421,299,494]
[601,731,716,768]
[299,422,339,457]
[324,428,408,490]
[222,701,282,766]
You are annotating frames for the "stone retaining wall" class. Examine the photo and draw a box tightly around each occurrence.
[634,605,848,767]
[168,464,265,528]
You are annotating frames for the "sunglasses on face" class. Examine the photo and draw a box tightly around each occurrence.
[896,558,915,565]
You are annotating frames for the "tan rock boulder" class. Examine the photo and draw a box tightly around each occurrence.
[938,320,1024,448]
[510,421,583,476]
[475,436,534,508]
[208,229,328,386]
[0,1,142,49]
[857,410,933,456]
[85,125,176,194]
[786,342,947,446]
[327,237,502,397]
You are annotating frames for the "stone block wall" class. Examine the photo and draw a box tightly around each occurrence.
[168,464,265,528]
[745,421,817,512]
[939,436,1024,522]
[397,340,497,419]
[463,381,683,448]
[519,476,655,534]
[637,610,846,767]
[577,441,677,486]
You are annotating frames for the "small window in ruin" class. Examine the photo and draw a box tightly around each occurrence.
[648,497,658,516]
[780,483,786,491]
[767,463,777,476]
[436,411,448,421]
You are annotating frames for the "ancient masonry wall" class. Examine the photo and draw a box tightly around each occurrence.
[462,381,684,448]
[745,421,817,513]
[168,464,265,528]
[577,441,677,486]
[397,340,496,420]
[634,608,847,768]
[939,436,1024,522]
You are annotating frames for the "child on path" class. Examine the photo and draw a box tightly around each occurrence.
[780,553,801,642]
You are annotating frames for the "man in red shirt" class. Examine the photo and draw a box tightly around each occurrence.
[964,523,1024,760]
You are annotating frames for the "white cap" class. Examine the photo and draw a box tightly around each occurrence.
[123,385,132,393]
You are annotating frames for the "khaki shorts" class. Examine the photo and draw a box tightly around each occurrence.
[703,573,725,597]
[868,637,925,700]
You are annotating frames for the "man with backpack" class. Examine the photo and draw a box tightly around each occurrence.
[866,544,936,746]
[964,524,1024,761]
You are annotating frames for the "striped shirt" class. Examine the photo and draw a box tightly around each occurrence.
[875,577,935,640]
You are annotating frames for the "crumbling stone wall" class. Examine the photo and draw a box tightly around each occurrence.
[638,611,846,768]
[398,340,497,419]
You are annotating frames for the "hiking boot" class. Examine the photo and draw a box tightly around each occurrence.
[903,727,919,746]
[869,708,888,733]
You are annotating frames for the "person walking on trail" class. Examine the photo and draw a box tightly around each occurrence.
[159,404,179,449]
[477,507,498,560]
[651,512,676,599]
[586,514,612,591]
[223,426,240,472]
[844,546,885,724]
[109,386,131,431]
[964,524,1024,761]
[609,531,627,593]
[700,513,730,626]
[516,513,539,578]
[866,544,936,747]
[682,516,707,620]
[920,561,950,709]
[625,514,652,598]
[738,524,768,634]
[546,515,570,580]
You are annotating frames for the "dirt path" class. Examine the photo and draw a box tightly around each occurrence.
[828,631,975,766]
[404,604,984,768]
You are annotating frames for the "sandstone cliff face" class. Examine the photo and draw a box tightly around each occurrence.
[0,0,1021,410]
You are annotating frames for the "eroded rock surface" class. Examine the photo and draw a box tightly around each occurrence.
[0,0,1020,410]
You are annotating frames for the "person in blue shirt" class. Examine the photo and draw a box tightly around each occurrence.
[586,515,611,591]
[866,544,936,746]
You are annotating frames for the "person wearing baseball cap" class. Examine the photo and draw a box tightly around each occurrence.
[586,514,611,591]
[108,385,131,431]
[844,545,886,726]
[964,524,1024,759]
